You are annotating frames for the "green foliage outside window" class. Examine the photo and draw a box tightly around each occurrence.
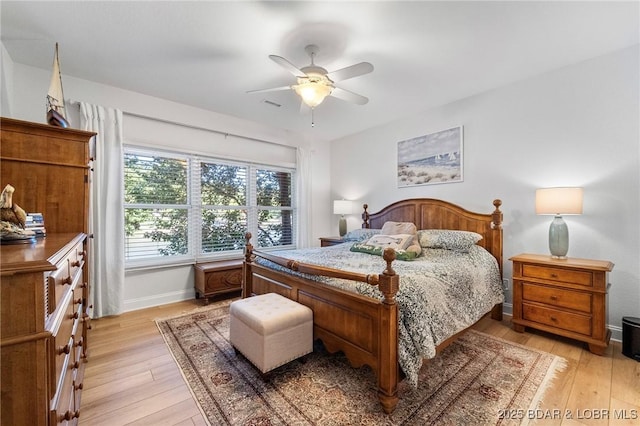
[124,149,295,263]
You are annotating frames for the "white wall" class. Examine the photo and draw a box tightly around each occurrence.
[330,46,639,341]
[2,50,332,311]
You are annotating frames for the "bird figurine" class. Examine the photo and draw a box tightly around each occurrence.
[1,184,28,229]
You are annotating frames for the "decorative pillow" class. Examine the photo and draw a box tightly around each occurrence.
[380,221,422,256]
[364,233,414,250]
[342,228,381,242]
[417,229,483,252]
[350,242,418,261]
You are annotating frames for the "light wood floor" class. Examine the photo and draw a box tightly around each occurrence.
[79,298,639,425]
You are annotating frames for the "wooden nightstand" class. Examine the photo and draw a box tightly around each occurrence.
[510,253,614,355]
[319,236,346,247]
[194,259,243,303]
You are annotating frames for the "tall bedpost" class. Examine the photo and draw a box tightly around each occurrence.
[377,248,400,414]
[490,199,504,278]
[491,199,504,321]
[362,204,370,228]
[243,232,253,299]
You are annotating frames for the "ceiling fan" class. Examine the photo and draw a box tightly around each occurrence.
[248,44,374,110]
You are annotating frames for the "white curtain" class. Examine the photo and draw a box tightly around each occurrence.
[296,146,312,248]
[79,103,125,317]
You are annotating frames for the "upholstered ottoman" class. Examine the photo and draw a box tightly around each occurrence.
[229,293,313,374]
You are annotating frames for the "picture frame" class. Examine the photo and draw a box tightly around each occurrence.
[397,125,463,187]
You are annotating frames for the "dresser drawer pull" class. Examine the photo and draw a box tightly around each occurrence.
[70,361,80,370]
[549,296,558,301]
[58,344,70,355]
[75,298,82,305]
[74,382,84,391]
[62,276,73,285]
[61,410,80,421]
[75,339,83,348]
[69,312,79,320]
[550,316,558,322]
[71,259,81,267]
[550,273,558,278]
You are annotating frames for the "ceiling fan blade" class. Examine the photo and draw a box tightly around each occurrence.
[269,55,306,78]
[246,85,292,94]
[326,62,373,82]
[330,87,369,105]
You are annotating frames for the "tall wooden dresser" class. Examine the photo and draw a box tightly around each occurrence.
[1,117,96,425]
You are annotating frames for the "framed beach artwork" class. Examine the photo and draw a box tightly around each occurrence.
[397,126,463,187]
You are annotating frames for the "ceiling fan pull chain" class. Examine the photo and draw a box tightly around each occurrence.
[311,108,315,127]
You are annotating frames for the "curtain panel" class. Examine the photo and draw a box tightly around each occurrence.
[79,103,125,317]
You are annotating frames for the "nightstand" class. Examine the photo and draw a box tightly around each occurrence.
[510,253,614,355]
[194,259,243,304]
[319,236,346,247]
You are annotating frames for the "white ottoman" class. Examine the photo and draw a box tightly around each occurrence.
[229,293,313,374]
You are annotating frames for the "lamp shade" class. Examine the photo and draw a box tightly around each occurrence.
[535,187,583,215]
[333,200,353,215]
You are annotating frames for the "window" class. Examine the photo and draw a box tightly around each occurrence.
[124,147,295,267]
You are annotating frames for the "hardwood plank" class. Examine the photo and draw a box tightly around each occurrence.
[611,342,640,407]
[563,347,613,425]
[127,398,204,426]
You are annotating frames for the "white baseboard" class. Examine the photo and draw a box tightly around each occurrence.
[123,289,195,312]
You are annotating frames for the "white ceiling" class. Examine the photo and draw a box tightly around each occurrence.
[1,1,638,142]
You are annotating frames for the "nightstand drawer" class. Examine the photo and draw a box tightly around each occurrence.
[522,283,592,313]
[522,264,592,286]
[523,303,592,335]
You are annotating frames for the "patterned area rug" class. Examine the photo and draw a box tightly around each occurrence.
[156,301,565,425]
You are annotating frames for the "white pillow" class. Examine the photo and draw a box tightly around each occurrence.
[365,233,414,250]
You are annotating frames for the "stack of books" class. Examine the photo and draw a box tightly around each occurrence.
[25,213,46,238]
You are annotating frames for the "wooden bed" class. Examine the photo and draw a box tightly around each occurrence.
[242,198,503,414]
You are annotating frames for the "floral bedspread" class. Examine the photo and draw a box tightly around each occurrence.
[254,243,504,387]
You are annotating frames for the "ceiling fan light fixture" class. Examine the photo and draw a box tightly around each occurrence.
[293,75,333,108]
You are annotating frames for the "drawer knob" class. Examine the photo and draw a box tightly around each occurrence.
[550,296,558,301]
[74,382,84,391]
[550,273,558,278]
[58,344,70,355]
[70,312,79,320]
[70,361,80,370]
[550,316,558,322]
[61,410,80,421]
[71,260,81,267]
[62,276,73,285]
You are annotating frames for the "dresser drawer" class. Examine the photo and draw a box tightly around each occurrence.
[51,300,77,396]
[50,361,78,425]
[47,240,85,316]
[522,264,593,286]
[48,264,71,316]
[522,303,592,336]
[522,283,592,313]
[67,245,85,281]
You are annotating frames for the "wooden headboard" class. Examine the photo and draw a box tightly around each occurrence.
[361,198,504,276]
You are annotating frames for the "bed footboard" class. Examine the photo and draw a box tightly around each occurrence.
[243,233,401,414]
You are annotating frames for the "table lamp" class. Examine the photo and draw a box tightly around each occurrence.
[333,200,352,237]
[535,187,583,258]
